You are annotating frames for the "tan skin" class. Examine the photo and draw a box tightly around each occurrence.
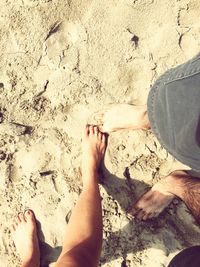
[101,104,200,223]
[11,106,200,267]
[11,125,107,267]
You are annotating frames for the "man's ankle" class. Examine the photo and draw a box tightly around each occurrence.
[141,110,151,130]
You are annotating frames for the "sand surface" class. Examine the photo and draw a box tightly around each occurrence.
[1,0,200,266]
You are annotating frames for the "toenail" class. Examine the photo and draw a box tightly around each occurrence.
[25,210,31,215]
[127,213,134,220]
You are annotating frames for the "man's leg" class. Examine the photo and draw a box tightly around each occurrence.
[11,210,40,267]
[129,170,200,223]
[55,125,106,267]
[100,104,150,133]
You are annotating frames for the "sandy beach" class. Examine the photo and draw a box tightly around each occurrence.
[0,0,200,266]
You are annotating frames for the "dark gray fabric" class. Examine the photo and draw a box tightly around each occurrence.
[168,246,200,267]
[147,53,200,173]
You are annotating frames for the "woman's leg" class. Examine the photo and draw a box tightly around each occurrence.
[10,125,106,267]
[55,125,107,267]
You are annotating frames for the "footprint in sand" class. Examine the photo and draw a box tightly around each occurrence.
[43,22,86,69]
[179,31,200,59]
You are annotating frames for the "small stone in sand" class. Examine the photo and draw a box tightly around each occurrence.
[0,112,3,123]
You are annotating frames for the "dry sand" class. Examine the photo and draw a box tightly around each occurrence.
[0,0,200,266]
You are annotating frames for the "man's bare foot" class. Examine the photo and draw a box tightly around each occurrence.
[100,104,150,133]
[128,175,179,221]
[11,210,40,267]
[129,170,200,223]
[82,125,107,186]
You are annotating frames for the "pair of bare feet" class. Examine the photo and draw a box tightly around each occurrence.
[11,125,106,267]
[99,104,200,223]
[99,104,178,220]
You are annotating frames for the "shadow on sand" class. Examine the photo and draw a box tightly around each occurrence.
[35,220,62,267]
[99,165,199,265]
[38,165,199,266]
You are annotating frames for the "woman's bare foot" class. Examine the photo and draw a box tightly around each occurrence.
[11,210,40,267]
[100,104,150,133]
[82,125,107,187]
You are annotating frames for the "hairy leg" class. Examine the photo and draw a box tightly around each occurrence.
[11,210,40,267]
[129,170,200,223]
[55,125,107,267]
[100,104,150,133]
[173,171,200,224]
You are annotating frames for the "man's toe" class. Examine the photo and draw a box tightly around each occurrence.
[128,205,141,216]
[143,212,152,221]
[136,210,146,220]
